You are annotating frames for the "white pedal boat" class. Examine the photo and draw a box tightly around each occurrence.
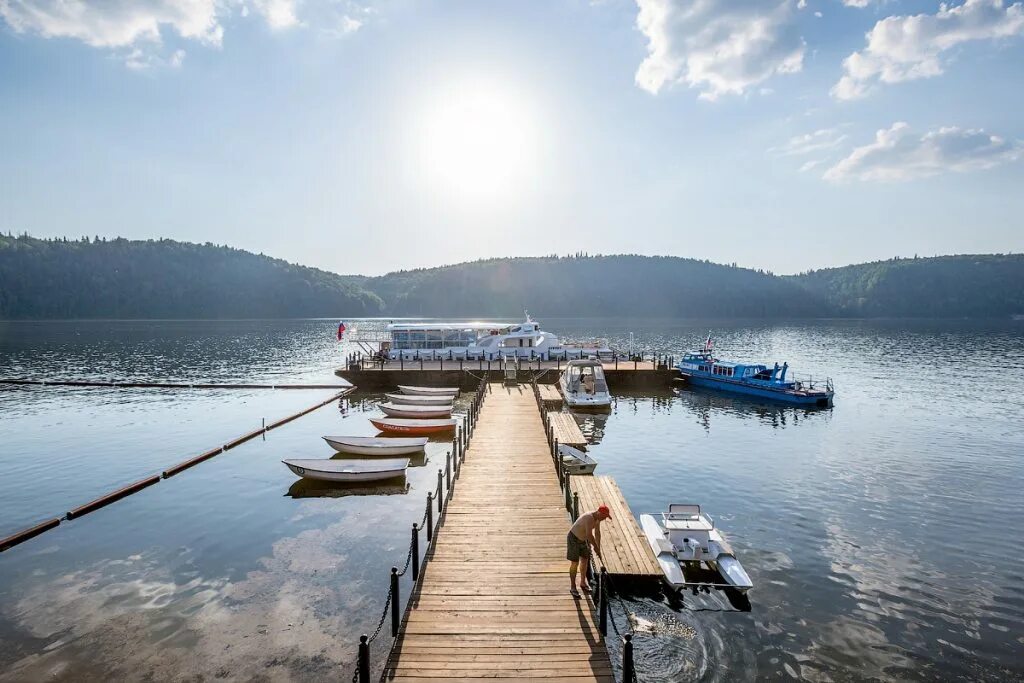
[282,458,409,482]
[379,403,453,419]
[322,436,427,456]
[558,444,598,475]
[640,504,752,593]
[398,385,460,397]
[384,392,454,406]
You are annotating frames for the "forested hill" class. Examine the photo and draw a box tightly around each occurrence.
[0,235,383,318]
[1,235,1022,319]
[788,254,1024,318]
[364,255,822,318]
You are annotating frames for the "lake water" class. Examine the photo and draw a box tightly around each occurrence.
[0,319,1022,682]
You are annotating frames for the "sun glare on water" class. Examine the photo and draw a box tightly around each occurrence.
[410,82,542,205]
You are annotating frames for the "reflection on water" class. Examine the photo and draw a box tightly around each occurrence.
[286,478,410,499]
[1,319,1022,681]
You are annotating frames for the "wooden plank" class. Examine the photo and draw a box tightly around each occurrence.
[388,385,612,680]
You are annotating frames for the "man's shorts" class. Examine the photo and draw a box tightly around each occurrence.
[566,531,589,562]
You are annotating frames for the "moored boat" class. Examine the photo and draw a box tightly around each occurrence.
[370,417,457,435]
[559,359,612,410]
[640,504,753,593]
[558,444,597,475]
[676,335,834,407]
[322,436,427,456]
[384,392,454,406]
[282,458,409,482]
[379,403,453,419]
[397,385,460,397]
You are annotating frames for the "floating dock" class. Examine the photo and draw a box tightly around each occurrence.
[570,476,660,578]
[537,383,563,408]
[386,386,614,681]
[548,412,588,451]
[336,360,676,392]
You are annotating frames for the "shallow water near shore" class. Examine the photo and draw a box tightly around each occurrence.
[1,318,1022,681]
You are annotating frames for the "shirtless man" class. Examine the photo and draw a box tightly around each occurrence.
[566,505,611,597]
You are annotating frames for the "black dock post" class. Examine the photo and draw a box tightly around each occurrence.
[411,524,420,581]
[358,635,370,683]
[390,567,400,637]
[572,491,579,521]
[426,493,433,542]
[623,634,635,681]
[599,567,608,637]
[437,470,443,513]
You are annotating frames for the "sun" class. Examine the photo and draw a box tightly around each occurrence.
[410,81,542,205]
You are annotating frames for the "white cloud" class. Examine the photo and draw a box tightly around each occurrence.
[823,122,1023,182]
[832,0,1024,100]
[252,0,299,29]
[771,127,848,156]
[799,158,825,172]
[0,0,223,48]
[634,0,805,101]
[842,0,871,8]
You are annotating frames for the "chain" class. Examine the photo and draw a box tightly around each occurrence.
[366,586,392,644]
[396,538,414,577]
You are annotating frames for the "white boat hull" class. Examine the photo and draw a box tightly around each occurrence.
[322,436,427,456]
[380,403,453,419]
[398,385,460,397]
[385,393,454,406]
[282,458,409,482]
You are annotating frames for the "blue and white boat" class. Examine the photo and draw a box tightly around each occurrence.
[676,335,834,407]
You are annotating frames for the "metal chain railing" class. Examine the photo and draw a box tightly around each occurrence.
[351,374,488,683]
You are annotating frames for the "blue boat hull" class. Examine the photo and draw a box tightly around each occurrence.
[680,373,833,407]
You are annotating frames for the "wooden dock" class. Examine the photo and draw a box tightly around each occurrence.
[386,385,613,681]
[537,383,563,408]
[548,412,587,450]
[570,477,660,579]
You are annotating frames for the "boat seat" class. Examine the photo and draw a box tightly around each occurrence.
[667,504,701,517]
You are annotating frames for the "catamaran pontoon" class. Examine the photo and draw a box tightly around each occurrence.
[640,504,753,593]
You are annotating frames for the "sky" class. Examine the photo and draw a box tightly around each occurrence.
[0,0,1022,276]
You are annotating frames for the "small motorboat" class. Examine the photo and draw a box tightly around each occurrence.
[322,436,427,456]
[398,385,460,397]
[640,504,753,593]
[559,359,612,410]
[370,417,457,435]
[558,444,597,475]
[379,403,453,419]
[384,392,454,406]
[282,458,409,483]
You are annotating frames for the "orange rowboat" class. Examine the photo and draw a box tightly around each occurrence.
[370,417,457,435]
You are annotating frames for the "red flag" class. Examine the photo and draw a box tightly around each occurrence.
[337,322,346,340]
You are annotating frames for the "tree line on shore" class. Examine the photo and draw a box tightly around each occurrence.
[1,235,1021,319]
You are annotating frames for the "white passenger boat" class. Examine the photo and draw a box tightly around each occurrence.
[282,458,409,482]
[397,385,460,397]
[379,403,453,419]
[322,436,427,456]
[640,504,753,593]
[385,392,454,406]
[558,444,598,475]
[559,359,612,410]
[355,315,614,362]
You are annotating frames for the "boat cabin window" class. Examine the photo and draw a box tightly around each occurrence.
[391,328,477,350]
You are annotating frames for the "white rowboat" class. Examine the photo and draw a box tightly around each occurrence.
[371,418,457,435]
[322,436,427,456]
[282,458,409,483]
[380,403,453,419]
[398,385,460,397]
[384,392,455,406]
[558,444,598,475]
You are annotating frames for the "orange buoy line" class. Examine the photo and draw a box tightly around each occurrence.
[0,379,351,390]
[0,387,355,553]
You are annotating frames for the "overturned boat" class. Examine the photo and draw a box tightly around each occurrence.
[398,385,460,397]
[640,504,752,594]
[379,402,453,419]
[282,458,409,483]
[322,436,427,456]
[370,417,457,435]
[558,444,598,475]
[385,392,454,406]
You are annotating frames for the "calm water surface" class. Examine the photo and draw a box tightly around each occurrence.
[0,319,1022,682]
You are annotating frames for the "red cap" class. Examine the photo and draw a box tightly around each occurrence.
[598,505,611,519]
